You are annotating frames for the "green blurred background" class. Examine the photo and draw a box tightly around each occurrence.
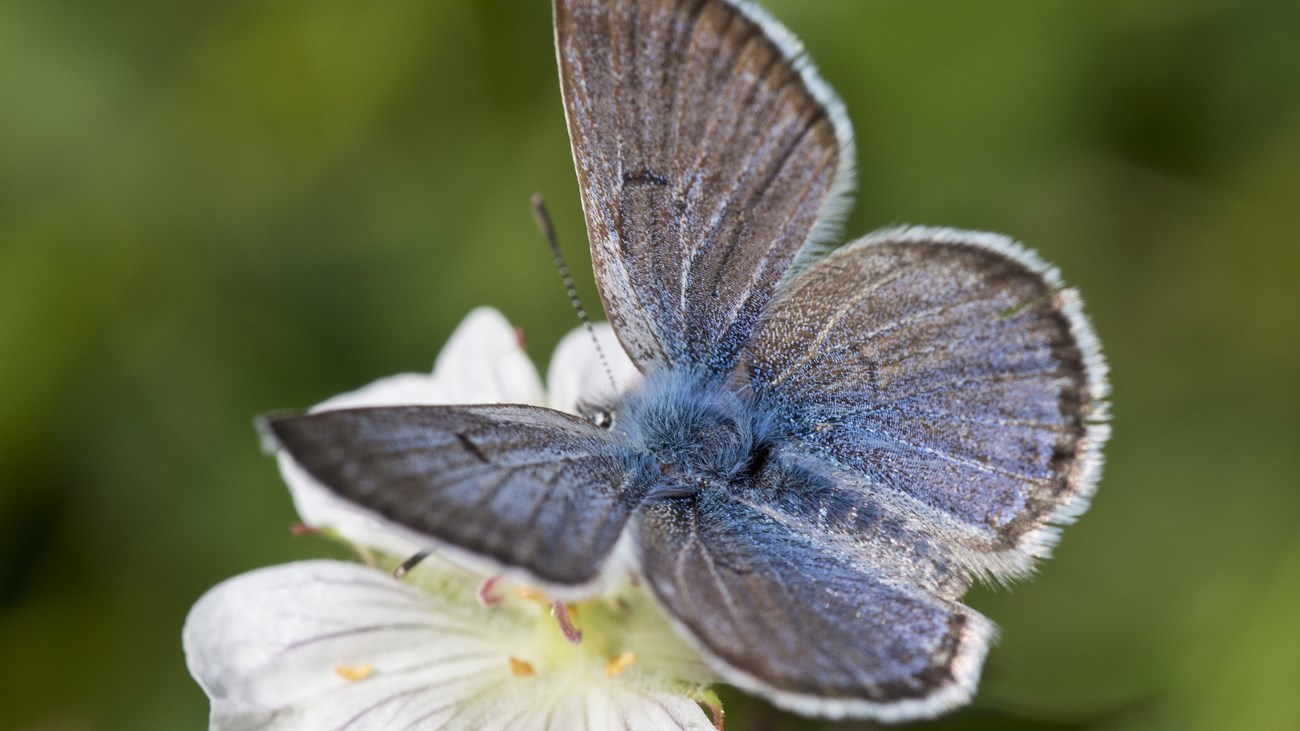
[2,1,1298,729]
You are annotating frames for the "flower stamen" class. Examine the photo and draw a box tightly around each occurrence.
[393,549,432,579]
[551,600,583,644]
[477,575,505,605]
[508,656,536,677]
[335,663,373,682]
[603,651,637,678]
[516,587,547,603]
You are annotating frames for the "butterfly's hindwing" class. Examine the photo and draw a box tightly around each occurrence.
[635,490,992,721]
[739,228,1109,578]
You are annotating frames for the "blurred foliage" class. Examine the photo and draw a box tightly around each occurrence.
[2,0,1298,729]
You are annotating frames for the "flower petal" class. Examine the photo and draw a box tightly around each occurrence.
[184,561,522,730]
[484,685,715,731]
[430,307,545,407]
[184,560,714,730]
[311,373,451,411]
[546,323,641,414]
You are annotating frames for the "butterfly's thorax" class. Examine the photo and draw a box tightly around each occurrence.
[612,369,775,491]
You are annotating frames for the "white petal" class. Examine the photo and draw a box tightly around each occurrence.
[546,323,641,414]
[311,373,451,411]
[432,307,545,406]
[491,686,714,731]
[184,561,526,730]
[184,561,714,731]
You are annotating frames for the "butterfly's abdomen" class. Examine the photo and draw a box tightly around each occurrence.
[614,369,775,488]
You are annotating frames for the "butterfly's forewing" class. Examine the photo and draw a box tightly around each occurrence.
[636,492,993,721]
[555,0,853,374]
[266,404,644,589]
[737,228,1110,579]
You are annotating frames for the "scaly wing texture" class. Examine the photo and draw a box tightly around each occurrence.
[555,0,853,373]
[636,490,992,721]
[738,227,1110,579]
[266,404,642,589]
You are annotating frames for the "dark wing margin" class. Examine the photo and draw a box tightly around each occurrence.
[264,404,643,592]
[636,496,993,722]
[554,0,854,374]
[737,227,1111,581]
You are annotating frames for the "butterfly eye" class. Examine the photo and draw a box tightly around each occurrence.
[591,409,615,430]
[576,400,616,430]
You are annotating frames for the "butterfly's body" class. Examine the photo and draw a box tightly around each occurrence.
[603,368,772,491]
[267,0,1109,721]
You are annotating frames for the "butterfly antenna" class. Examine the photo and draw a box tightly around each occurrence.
[531,193,617,393]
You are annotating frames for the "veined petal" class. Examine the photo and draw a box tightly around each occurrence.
[547,322,641,414]
[184,561,714,731]
[184,560,517,730]
[482,686,715,731]
[431,307,545,407]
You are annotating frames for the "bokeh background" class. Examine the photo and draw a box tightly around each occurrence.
[3,1,1298,729]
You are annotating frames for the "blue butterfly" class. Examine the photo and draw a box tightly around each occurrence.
[265,0,1109,721]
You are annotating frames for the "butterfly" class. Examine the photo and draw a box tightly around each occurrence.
[264,0,1109,721]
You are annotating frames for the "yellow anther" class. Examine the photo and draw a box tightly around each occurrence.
[603,651,637,678]
[334,663,373,682]
[508,656,536,677]
[515,587,547,602]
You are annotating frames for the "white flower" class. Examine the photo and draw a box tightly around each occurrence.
[184,308,718,730]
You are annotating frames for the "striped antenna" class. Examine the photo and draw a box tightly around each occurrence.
[530,194,617,393]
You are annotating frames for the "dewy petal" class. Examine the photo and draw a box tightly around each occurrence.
[547,322,641,414]
[280,307,545,554]
[184,561,714,731]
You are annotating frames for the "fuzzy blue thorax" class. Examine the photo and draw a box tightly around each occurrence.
[608,369,778,490]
